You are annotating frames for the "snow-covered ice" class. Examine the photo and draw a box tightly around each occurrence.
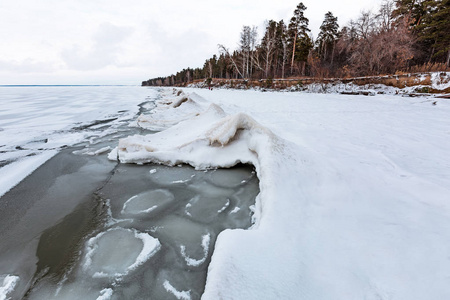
[0,86,154,197]
[2,84,450,299]
[113,87,450,299]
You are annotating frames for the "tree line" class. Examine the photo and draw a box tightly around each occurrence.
[143,0,449,86]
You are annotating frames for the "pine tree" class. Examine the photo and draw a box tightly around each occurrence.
[275,20,289,78]
[288,2,311,74]
[417,0,450,65]
[316,12,339,65]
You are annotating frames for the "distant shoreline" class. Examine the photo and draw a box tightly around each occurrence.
[0,85,135,87]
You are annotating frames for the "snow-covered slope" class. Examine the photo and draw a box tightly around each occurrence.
[112,88,450,299]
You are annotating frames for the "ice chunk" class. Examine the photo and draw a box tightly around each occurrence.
[0,275,19,300]
[185,195,230,223]
[151,215,206,248]
[121,189,175,216]
[83,228,160,278]
[107,147,118,161]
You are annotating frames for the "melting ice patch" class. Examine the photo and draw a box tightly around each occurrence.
[0,275,19,300]
[83,228,160,278]
[121,189,175,216]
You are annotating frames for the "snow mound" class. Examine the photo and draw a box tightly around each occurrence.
[137,91,209,131]
[113,99,276,173]
[83,228,160,278]
[431,72,450,90]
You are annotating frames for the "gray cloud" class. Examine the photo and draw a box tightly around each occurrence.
[0,59,56,73]
[61,22,133,70]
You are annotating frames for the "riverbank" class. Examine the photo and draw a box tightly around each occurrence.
[153,71,450,96]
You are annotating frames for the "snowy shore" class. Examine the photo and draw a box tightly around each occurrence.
[113,88,450,299]
[1,86,450,299]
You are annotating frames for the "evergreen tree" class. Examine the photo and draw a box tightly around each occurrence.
[417,0,450,65]
[316,12,339,64]
[275,20,289,78]
[288,2,311,74]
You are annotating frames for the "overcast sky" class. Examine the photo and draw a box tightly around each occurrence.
[0,0,382,85]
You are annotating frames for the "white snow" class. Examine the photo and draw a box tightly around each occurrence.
[180,233,211,267]
[0,275,19,300]
[96,288,113,300]
[113,87,450,299]
[163,280,191,300]
[0,150,57,197]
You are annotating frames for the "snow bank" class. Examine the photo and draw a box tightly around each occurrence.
[111,89,450,299]
[136,89,209,131]
[114,102,272,173]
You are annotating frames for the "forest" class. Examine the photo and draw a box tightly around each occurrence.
[142,0,449,86]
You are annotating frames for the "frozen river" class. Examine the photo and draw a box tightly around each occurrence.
[0,86,259,299]
[2,85,450,299]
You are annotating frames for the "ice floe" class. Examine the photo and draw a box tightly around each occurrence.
[83,228,160,278]
[180,234,211,267]
[163,280,191,300]
[121,189,175,216]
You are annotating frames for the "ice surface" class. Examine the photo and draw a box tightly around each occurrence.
[121,189,175,216]
[0,86,156,197]
[180,234,210,267]
[185,195,230,223]
[83,228,160,278]
[0,150,57,197]
[207,168,255,188]
[5,84,448,299]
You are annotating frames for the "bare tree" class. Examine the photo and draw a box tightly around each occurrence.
[218,44,245,79]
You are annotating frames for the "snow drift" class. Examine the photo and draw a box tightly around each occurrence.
[110,88,450,300]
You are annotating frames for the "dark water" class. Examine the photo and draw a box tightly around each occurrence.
[0,94,259,300]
